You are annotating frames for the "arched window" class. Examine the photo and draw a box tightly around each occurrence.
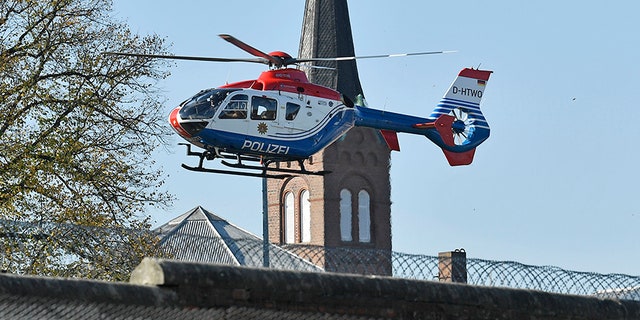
[300,190,311,243]
[284,192,295,244]
[358,190,371,243]
[340,189,352,241]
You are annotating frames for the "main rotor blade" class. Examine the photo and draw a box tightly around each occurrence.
[102,52,268,64]
[295,50,456,63]
[218,34,283,67]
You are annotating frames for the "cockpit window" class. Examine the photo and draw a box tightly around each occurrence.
[251,96,277,121]
[179,89,238,120]
[219,94,248,119]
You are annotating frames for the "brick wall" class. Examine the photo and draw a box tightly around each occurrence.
[266,0,393,275]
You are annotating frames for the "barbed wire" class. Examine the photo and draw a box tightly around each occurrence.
[282,244,640,300]
[158,232,640,300]
[1,221,639,301]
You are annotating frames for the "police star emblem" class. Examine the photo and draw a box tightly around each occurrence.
[257,122,268,134]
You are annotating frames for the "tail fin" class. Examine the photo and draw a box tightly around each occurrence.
[428,68,493,166]
[356,94,402,152]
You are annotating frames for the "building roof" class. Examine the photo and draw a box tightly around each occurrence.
[155,206,322,272]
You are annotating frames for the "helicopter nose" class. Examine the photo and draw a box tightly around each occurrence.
[169,107,192,138]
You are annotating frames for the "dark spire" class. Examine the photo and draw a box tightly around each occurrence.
[299,0,363,100]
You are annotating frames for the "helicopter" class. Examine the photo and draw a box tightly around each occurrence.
[106,34,492,178]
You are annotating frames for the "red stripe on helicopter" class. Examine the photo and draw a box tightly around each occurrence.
[458,68,493,81]
[413,122,436,129]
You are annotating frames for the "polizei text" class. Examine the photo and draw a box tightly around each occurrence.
[241,140,290,154]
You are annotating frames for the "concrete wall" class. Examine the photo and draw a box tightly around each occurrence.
[0,258,639,319]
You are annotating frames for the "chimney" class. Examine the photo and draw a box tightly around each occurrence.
[438,249,467,283]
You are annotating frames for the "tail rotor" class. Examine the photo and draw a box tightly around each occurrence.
[449,107,473,146]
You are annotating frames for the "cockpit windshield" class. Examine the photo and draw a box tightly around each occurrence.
[179,88,239,120]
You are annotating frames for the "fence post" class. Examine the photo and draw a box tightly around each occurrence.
[438,249,467,283]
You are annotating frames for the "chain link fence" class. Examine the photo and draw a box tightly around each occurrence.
[156,233,640,300]
[283,243,640,301]
[1,220,639,301]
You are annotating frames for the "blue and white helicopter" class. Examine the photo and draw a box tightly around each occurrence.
[108,35,492,178]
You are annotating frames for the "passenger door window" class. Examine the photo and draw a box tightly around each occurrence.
[251,96,277,120]
[218,94,248,119]
[285,102,301,121]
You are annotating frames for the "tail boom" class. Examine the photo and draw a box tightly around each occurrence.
[353,68,492,165]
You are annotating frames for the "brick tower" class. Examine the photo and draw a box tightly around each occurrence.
[267,0,392,275]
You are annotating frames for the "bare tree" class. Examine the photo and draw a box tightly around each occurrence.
[0,0,173,280]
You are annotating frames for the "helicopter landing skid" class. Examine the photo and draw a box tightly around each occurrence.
[181,163,292,179]
[178,143,329,179]
[220,159,330,177]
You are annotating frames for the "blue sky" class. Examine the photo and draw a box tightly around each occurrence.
[112,1,640,275]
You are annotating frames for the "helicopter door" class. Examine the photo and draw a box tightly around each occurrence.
[249,96,278,135]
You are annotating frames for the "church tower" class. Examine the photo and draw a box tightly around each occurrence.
[267,0,392,275]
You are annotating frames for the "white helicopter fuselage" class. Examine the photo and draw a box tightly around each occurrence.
[169,67,492,166]
[170,86,356,160]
